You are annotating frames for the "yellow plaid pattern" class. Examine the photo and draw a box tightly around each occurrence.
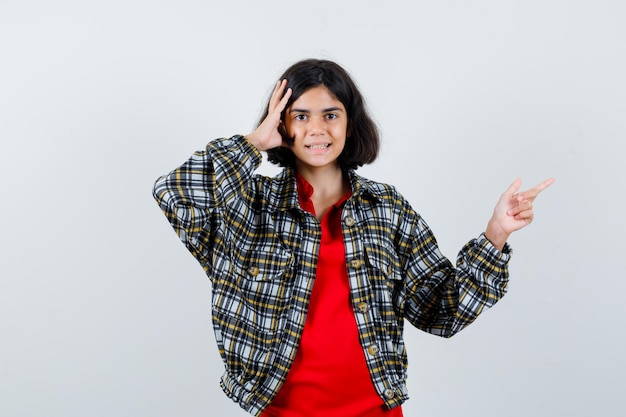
[153,135,511,416]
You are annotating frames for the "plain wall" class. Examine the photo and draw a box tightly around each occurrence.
[1,0,624,416]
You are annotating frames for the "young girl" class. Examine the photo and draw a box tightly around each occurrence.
[152,59,554,417]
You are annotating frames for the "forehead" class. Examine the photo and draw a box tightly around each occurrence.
[290,85,345,111]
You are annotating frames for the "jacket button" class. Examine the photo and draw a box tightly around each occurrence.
[357,302,369,314]
[247,266,259,276]
[349,259,365,269]
[384,388,395,399]
[367,344,379,356]
[344,216,355,227]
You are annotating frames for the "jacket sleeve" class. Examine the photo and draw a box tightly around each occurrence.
[152,135,262,266]
[397,203,511,338]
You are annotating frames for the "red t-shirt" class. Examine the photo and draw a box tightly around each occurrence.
[262,174,403,417]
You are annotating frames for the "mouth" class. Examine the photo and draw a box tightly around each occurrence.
[305,144,330,150]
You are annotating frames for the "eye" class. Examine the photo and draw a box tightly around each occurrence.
[325,113,338,120]
[294,114,307,121]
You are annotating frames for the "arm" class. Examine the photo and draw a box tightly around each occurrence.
[400,178,554,337]
[152,79,293,261]
[152,136,262,261]
[400,217,511,337]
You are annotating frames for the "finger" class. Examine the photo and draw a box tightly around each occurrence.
[505,178,522,199]
[507,199,531,216]
[513,208,534,222]
[269,79,288,110]
[277,87,292,113]
[517,177,556,202]
[268,80,283,110]
[270,88,292,121]
[533,177,556,194]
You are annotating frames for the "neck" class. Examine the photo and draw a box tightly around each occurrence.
[296,164,346,197]
[295,163,350,220]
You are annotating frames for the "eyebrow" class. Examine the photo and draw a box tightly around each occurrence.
[289,107,344,113]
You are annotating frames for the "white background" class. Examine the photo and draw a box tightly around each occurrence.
[1,1,624,416]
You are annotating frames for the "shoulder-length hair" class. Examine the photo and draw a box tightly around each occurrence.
[260,59,380,170]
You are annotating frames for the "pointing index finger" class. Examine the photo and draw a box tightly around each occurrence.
[534,177,556,194]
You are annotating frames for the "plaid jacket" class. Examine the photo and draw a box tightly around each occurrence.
[153,135,511,416]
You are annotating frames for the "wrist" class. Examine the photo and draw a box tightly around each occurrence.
[244,132,264,151]
[485,219,509,252]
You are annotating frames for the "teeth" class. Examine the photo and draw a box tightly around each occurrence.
[307,144,329,149]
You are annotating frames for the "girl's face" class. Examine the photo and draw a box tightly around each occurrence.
[284,85,349,173]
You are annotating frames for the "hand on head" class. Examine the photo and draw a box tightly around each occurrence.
[246,80,292,151]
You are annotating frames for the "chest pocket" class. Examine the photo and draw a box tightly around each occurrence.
[364,242,404,320]
[224,242,295,331]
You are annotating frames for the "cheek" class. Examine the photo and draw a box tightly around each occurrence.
[333,123,349,138]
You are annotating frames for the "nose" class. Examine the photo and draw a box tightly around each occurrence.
[308,116,325,134]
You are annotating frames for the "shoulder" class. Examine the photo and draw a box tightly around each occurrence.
[244,167,299,212]
[348,171,424,228]
[349,171,411,206]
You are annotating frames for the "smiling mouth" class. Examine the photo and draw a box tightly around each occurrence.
[306,144,330,150]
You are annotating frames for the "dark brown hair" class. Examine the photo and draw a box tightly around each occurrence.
[261,59,380,170]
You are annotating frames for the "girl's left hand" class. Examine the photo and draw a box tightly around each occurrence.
[485,177,555,250]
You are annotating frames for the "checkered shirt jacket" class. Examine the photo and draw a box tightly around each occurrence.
[152,135,511,416]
